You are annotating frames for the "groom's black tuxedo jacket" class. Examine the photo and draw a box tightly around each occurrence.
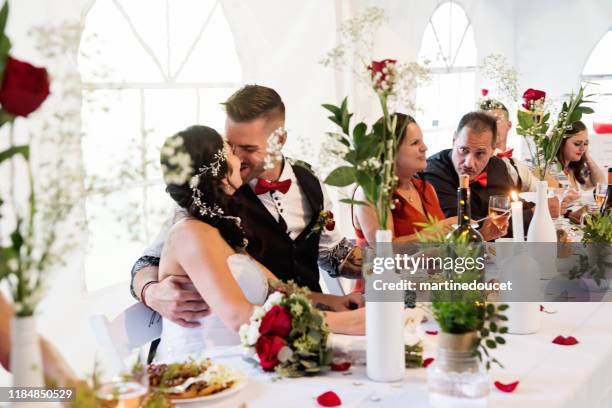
[424,149,533,236]
[235,163,324,292]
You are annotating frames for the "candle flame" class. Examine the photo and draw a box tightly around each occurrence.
[511,191,519,202]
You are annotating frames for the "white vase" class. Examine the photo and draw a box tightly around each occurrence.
[499,250,542,334]
[527,180,558,279]
[365,229,405,382]
[10,316,44,388]
[527,180,556,243]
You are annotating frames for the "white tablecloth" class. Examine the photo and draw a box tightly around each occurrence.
[177,302,612,408]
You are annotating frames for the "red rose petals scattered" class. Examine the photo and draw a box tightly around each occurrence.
[330,361,351,372]
[423,357,434,368]
[481,88,489,96]
[540,304,544,312]
[494,380,520,393]
[552,335,579,346]
[317,391,342,407]
[425,330,438,335]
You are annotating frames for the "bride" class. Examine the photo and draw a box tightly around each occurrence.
[154,125,364,362]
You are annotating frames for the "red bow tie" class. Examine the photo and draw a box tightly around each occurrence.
[254,178,292,195]
[470,172,488,187]
[496,149,514,158]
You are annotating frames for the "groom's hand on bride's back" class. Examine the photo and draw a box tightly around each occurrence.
[144,275,210,328]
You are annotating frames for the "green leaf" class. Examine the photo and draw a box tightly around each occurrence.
[352,122,367,145]
[489,322,498,332]
[480,327,490,337]
[355,171,377,203]
[339,198,368,206]
[486,303,495,316]
[485,339,497,349]
[499,326,508,334]
[322,103,341,116]
[324,166,356,187]
[495,336,506,344]
[497,304,509,311]
[0,145,29,164]
[0,2,8,35]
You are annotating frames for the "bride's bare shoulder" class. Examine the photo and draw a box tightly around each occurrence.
[168,218,223,245]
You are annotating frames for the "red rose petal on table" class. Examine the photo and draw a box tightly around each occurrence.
[425,330,438,335]
[552,335,579,346]
[494,380,520,393]
[540,304,544,312]
[330,361,351,372]
[317,391,342,407]
[423,357,434,368]
[481,88,489,96]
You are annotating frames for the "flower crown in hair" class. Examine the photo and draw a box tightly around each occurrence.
[478,97,506,112]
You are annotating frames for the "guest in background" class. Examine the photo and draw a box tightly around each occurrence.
[479,98,540,192]
[353,113,506,245]
[554,120,605,190]
[0,292,77,385]
[424,111,533,237]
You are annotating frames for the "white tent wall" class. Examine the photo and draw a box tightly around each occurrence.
[0,0,610,383]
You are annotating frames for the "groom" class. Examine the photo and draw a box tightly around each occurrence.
[130,85,362,328]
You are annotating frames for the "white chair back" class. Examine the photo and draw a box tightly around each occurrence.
[90,302,161,373]
[319,268,346,296]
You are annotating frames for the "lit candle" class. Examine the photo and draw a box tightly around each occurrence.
[511,191,524,242]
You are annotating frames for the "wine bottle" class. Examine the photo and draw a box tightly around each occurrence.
[447,175,484,242]
[601,184,612,214]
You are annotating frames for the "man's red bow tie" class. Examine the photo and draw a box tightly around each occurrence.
[470,172,488,187]
[496,149,513,158]
[255,178,292,195]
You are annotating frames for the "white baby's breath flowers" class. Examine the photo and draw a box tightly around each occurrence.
[263,127,286,170]
[263,291,284,312]
[161,136,194,186]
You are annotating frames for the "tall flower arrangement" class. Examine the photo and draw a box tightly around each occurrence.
[515,86,593,180]
[320,7,428,228]
[0,1,56,316]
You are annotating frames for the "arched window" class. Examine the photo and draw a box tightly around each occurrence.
[416,2,476,153]
[78,0,242,291]
[581,30,612,167]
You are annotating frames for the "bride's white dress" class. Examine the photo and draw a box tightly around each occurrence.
[154,254,269,363]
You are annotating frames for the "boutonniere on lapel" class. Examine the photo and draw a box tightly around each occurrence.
[307,210,335,238]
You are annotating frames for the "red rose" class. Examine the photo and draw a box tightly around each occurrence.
[259,305,292,337]
[481,88,489,97]
[521,88,546,110]
[325,220,335,231]
[255,335,285,371]
[367,59,397,92]
[0,57,50,117]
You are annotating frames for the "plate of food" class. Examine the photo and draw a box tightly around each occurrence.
[148,359,247,404]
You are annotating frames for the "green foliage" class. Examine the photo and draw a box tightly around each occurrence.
[404,342,424,368]
[516,86,593,180]
[581,211,612,244]
[322,95,400,229]
[417,219,508,370]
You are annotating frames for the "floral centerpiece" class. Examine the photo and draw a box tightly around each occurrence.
[516,86,593,180]
[239,283,332,377]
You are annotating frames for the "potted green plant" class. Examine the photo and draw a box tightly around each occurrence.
[569,211,612,288]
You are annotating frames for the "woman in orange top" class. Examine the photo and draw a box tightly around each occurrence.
[353,113,503,246]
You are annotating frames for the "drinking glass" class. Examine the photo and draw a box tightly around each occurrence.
[595,183,608,207]
[96,347,149,407]
[488,195,510,229]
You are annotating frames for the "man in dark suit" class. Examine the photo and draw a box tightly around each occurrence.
[424,111,532,238]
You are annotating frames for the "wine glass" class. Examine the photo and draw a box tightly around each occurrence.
[96,347,149,407]
[595,183,608,207]
[488,195,511,229]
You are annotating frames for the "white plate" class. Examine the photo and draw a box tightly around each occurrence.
[518,191,537,203]
[172,376,247,405]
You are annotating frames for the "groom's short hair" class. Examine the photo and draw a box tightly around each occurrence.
[224,85,285,123]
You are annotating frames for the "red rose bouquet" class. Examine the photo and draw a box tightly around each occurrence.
[239,284,332,377]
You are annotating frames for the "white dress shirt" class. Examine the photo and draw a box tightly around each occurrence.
[248,159,344,259]
[495,149,538,192]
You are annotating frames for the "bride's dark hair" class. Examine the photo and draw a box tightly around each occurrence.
[160,125,246,249]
